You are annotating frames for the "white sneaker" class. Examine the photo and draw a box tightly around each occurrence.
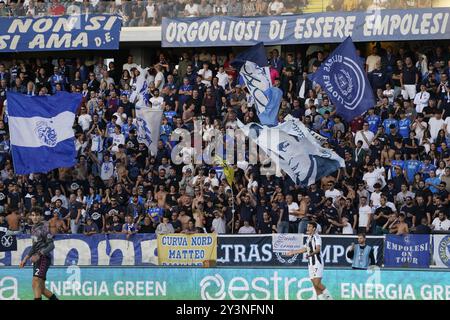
[323,293,333,300]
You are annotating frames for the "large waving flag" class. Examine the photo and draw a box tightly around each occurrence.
[135,108,163,156]
[7,92,82,174]
[308,37,375,122]
[231,43,282,126]
[238,119,345,187]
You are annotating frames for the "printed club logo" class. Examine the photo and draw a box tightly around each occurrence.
[327,55,365,111]
[35,120,57,147]
[1,235,13,248]
[199,274,226,300]
[438,235,450,267]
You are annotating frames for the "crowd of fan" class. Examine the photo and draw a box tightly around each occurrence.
[0,0,437,27]
[0,41,450,237]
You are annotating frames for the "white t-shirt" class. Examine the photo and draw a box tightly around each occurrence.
[185,3,199,16]
[238,225,256,234]
[432,218,450,231]
[413,120,428,143]
[342,222,354,234]
[444,117,450,135]
[355,130,374,150]
[110,133,125,153]
[150,96,164,109]
[363,171,382,192]
[358,205,373,227]
[198,69,212,87]
[268,1,284,13]
[154,72,165,91]
[325,189,342,203]
[100,161,114,181]
[78,114,92,131]
[212,217,227,234]
[217,71,228,89]
[287,202,299,222]
[431,218,450,231]
[428,117,445,141]
[370,191,382,208]
[122,62,138,73]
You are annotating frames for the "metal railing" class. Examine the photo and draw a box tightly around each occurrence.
[0,0,448,27]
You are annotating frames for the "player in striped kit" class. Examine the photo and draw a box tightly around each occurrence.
[287,221,332,300]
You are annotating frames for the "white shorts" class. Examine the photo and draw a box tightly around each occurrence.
[308,263,324,279]
[402,84,416,100]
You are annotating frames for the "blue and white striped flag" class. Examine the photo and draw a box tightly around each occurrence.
[238,119,345,187]
[7,92,82,174]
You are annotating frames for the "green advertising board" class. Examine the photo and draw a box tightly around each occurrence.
[1,267,449,300]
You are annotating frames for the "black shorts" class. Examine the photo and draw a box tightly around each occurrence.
[32,255,51,280]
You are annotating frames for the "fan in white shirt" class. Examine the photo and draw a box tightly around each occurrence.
[363,165,384,192]
[198,64,213,87]
[216,67,228,89]
[431,212,450,231]
[149,90,164,109]
[324,184,342,204]
[354,124,374,150]
[428,113,445,141]
[238,221,256,234]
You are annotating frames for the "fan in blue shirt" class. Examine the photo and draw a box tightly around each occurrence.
[404,157,422,183]
[421,159,437,180]
[398,113,411,139]
[383,113,398,133]
[390,159,405,178]
[365,109,381,134]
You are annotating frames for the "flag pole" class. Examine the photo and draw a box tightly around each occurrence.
[231,186,235,234]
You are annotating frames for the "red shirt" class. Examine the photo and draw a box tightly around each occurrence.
[50,4,65,16]
[350,116,364,133]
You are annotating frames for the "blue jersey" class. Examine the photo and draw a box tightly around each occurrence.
[121,123,137,139]
[383,118,398,133]
[319,119,334,139]
[365,115,381,134]
[160,124,172,144]
[390,160,404,178]
[123,223,136,232]
[404,160,422,182]
[164,111,177,124]
[148,207,164,224]
[425,177,441,194]
[421,163,436,180]
[398,118,411,138]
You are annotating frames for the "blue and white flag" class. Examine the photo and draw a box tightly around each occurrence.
[308,36,375,122]
[238,119,345,187]
[231,43,282,126]
[135,108,163,156]
[7,92,82,174]
[129,65,149,109]
[284,115,328,146]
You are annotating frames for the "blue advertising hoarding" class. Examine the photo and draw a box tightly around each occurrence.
[1,267,450,300]
[0,234,158,266]
[384,235,431,268]
[0,14,121,52]
[162,8,450,47]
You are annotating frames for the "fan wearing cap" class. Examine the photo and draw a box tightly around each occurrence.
[204,169,219,190]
